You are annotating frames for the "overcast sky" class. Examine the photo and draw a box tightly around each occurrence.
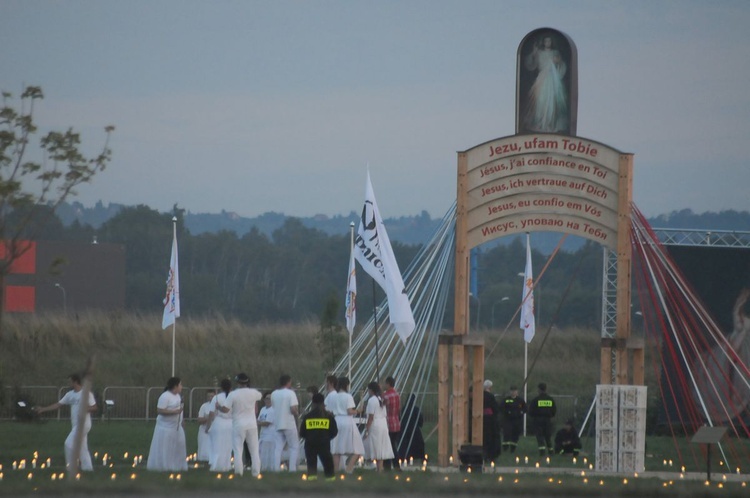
[2,0,749,220]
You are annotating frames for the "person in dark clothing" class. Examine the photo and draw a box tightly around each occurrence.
[528,382,556,457]
[501,385,526,454]
[398,394,425,462]
[299,392,338,480]
[554,418,582,456]
[482,379,501,463]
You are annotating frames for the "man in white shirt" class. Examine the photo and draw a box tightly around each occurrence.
[218,373,262,477]
[270,374,300,471]
[34,374,97,471]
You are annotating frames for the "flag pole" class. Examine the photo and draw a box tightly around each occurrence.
[171,217,177,377]
[523,342,528,436]
[349,221,355,380]
[373,279,380,384]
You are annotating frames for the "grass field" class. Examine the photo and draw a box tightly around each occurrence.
[1,314,749,495]
[0,420,747,496]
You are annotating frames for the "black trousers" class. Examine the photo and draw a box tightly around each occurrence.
[533,418,554,455]
[502,418,523,452]
[304,441,334,477]
[383,431,401,470]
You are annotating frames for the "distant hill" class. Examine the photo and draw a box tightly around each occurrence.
[55,201,750,252]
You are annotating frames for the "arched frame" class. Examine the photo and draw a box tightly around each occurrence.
[437,133,638,466]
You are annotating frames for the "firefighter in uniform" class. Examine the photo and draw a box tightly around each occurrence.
[299,392,338,480]
[528,382,556,457]
[501,385,526,454]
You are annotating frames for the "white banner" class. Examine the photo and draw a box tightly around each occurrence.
[354,172,415,343]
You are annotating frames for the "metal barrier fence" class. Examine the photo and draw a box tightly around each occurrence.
[2,385,579,426]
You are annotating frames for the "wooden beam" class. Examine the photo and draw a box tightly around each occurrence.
[471,345,485,446]
[615,154,633,384]
[438,341,450,466]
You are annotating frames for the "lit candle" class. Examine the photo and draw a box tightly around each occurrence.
[111,473,117,480]
[27,472,33,480]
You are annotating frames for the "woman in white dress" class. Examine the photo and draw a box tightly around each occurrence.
[147,377,188,472]
[209,378,233,472]
[331,377,364,473]
[257,391,276,472]
[364,381,393,472]
[196,390,214,462]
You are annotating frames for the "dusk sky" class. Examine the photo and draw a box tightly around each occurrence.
[2,0,749,220]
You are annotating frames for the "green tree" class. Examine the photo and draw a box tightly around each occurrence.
[0,86,113,338]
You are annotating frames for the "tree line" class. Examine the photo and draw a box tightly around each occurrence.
[30,204,612,329]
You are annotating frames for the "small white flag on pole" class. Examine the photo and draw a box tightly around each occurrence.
[354,172,415,343]
[345,245,357,335]
[162,219,180,329]
[520,233,536,343]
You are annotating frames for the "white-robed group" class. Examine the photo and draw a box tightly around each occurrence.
[145,373,402,475]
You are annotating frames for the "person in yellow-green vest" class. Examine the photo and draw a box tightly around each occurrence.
[299,392,338,480]
[528,382,556,457]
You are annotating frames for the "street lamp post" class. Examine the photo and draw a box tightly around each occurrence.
[491,296,510,329]
[54,283,67,314]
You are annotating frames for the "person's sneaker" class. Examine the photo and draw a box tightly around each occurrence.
[325,476,336,482]
[307,475,318,481]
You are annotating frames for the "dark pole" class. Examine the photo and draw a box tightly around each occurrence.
[706,444,711,482]
[372,278,380,383]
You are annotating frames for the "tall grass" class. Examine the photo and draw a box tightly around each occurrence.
[1,313,658,405]
[1,312,325,388]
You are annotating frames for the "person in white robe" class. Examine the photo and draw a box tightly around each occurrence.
[257,391,276,472]
[196,390,214,462]
[146,377,188,472]
[209,378,233,472]
[364,381,393,472]
[331,376,364,473]
[35,373,97,471]
[219,373,262,476]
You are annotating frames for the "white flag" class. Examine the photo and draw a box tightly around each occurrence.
[520,233,536,343]
[345,246,357,335]
[162,221,180,329]
[354,172,415,343]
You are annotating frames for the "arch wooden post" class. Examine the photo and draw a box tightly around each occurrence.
[438,151,485,467]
